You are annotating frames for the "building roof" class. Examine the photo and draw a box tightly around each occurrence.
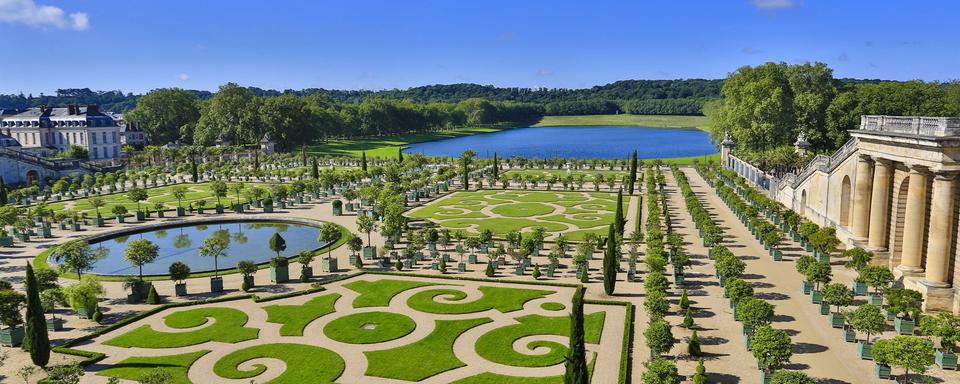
[0,105,110,120]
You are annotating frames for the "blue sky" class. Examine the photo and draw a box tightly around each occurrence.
[0,0,957,95]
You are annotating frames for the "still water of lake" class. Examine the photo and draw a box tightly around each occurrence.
[403,126,718,159]
[78,221,325,276]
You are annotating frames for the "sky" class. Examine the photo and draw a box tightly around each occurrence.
[0,0,957,95]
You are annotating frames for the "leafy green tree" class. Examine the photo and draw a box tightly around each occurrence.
[210,181,228,207]
[642,358,679,384]
[873,336,935,384]
[769,370,816,384]
[44,364,84,384]
[269,233,287,257]
[199,229,231,276]
[24,263,49,367]
[194,82,259,145]
[738,297,774,331]
[847,304,885,343]
[319,222,342,261]
[919,313,960,352]
[692,359,707,384]
[885,288,923,321]
[860,265,894,295]
[804,261,832,291]
[687,330,701,356]
[822,283,854,315]
[644,290,669,322]
[54,240,107,279]
[563,289,588,384]
[752,325,792,373]
[126,187,148,213]
[644,319,675,357]
[679,289,690,309]
[126,88,201,144]
[724,278,754,304]
[842,247,873,271]
[124,239,160,282]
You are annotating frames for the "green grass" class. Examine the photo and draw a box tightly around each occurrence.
[656,152,720,165]
[342,279,437,308]
[502,169,627,183]
[533,114,711,131]
[364,318,492,381]
[264,293,340,336]
[323,311,417,344]
[474,312,605,367]
[212,343,345,384]
[307,126,505,158]
[407,190,622,240]
[104,307,259,348]
[97,350,209,384]
[45,182,272,219]
[540,302,566,311]
[406,286,555,314]
[450,357,596,384]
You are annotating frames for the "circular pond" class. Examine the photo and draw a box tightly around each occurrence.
[73,221,326,276]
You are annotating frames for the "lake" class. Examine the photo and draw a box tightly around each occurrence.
[76,221,326,276]
[402,126,718,159]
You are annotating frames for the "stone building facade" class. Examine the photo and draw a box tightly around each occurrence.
[0,105,125,159]
[724,115,960,313]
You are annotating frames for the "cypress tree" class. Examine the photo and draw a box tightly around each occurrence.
[24,262,50,367]
[0,176,7,206]
[462,156,470,191]
[492,153,499,180]
[563,289,589,384]
[614,189,625,236]
[398,148,404,162]
[300,146,307,166]
[311,157,320,179]
[191,159,199,183]
[603,224,618,295]
[361,152,368,172]
[688,330,701,356]
[628,150,638,195]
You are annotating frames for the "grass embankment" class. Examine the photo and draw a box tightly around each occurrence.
[533,114,711,131]
[307,126,504,158]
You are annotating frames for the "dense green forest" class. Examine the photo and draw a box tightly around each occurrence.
[711,62,960,174]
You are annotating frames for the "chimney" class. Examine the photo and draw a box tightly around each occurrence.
[67,105,77,115]
[86,105,99,114]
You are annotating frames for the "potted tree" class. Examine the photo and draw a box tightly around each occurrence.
[332,199,343,216]
[54,239,107,280]
[872,335,935,383]
[804,261,832,304]
[822,283,853,327]
[763,229,783,261]
[848,304,885,360]
[40,288,65,331]
[269,233,288,282]
[262,196,274,213]
[843,247,873,296]
[738,297,774,350]
[347,234,363,268]
[0,288,25,346]
[124,239,159,301]
[127,187,148,221]
[319,222,341,272]
[62,276,104,319]
[169,261,191,296]
[237,260,257,291]
[172,187,187,216]
[751,325,793,384]
[357,215,377,259]
[199,229,231,292]
[298,251,315,282]
[860,265,894,306]
[89,197,106,227]
[230,182,246,213]
[211,181,228,213]
[808,227,839,263]
[885,288,923,334]
[112,205,128,223]
[919,313,959,370]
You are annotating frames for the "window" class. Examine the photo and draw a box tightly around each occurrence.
[91,133,96,145]
[102,132,107,144]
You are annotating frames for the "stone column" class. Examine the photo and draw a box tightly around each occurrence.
[867,158,893,250]
[923,172,957,286]
[851,154,874,239]
[898,165,929,274]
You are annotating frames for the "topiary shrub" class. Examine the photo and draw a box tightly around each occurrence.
[92,309,103,324]
[145,285,160,305]
[688,330,701,356]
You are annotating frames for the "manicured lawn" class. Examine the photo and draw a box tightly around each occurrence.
[533,114,711,131]
[407,190,622,240]
[307,126,504,158]
[501,168,627,184]
[407,286,555,314]
[97,350,209,384]
[474,313,605,367]
[450,358,596,384]
[364,318,492,381]
[323,311,417,344]
[343,279,437,308]
[264,293,340,336]
[540,302,566,311]
[213,343,345,384]
[104,307,259,348]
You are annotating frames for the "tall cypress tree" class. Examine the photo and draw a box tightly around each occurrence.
[361,152,368,172]
[614,189,625,235]
[190,160,199,183]
[628,150,638,195]
[563,288,589,383]
[492,153,499,180]
[603,223,618,295]
[24,262,50,367]
[300,146,307,167]
[398,148,404,163]
[0,176,8,206]
[462,156,470,191]
[311,157,320,179]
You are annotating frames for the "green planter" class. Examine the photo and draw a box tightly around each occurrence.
[271,265,289,283]
[0,326,25,347]
[935,349,958,370]
[321,258,338,272]
[263,204,273,213]
[175,283,187,296]
[216,204,225,214]
[857,341,873,360]
[301,266,313,281]
[810,290,823,304]
[46,317,64,332]
[93,217,105,227]
[117,216,125,224]
[332,206,342,216]
[772,249,782,261]
[819,302,830,315]
[828,313,844,328]
[867,294,883,306]
[157,210,165,218]
[852,281,868,296]
[243,276,255,288]
[233,204,244,213]
[894,317,915,335]
[468,254,478,264]
[843,327,856,342]
[135,211,145,221]
[362,246,377,259]
[759,369,771,384]
[0,236,12,247]
[210,276,224,292]
[874,363,891,379]
[176,207,186,216]
[815,251,830,263]
[458,262,467,272]
[801,281,812,295]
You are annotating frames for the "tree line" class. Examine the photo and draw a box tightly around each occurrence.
[126,83,544,149]
[709,62,960,173]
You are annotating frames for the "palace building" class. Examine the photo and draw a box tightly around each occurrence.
[0,104,126,159]
[724,115,960,314]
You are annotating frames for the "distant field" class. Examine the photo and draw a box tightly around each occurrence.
[306,127,502,158]
[533,114,711,131]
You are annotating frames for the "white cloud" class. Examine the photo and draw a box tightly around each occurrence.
[177,73,190,81]
[535,69,555,77]
[751,0,799,9]
[0,0,89,31]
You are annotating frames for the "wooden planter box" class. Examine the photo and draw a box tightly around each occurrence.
[0,326,24,347]
[403,258,414,269]
[210,276,224,292]
[270,265,289,283]
[843,327,856,342]
[93,217,105,227]
[874,363,891,379]
[819,302,830,315]
[852,281,868,296]
[176,207,186,217]
[157,210,165,218]
[135,211,146,221]
[467,254,478,264]
[867,294,883,306]
[175,283,188,296]
[810,290,823,304]
[46,317,64,332]
[894,317,915,334]
[216,204,225,214]
[857,341,873,360]
[243,276,255,289]
[362,246,377,259]
[301,266,313,281]
[457,262,467,272]
[828,313,844,328]
[936,350,958,370]
[321,258,338,272]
